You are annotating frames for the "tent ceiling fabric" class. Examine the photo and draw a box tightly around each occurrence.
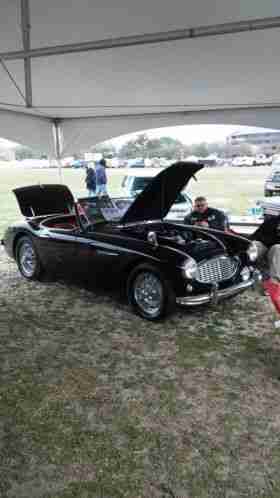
[0,0,280,154]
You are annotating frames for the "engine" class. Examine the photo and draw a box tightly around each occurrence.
[124,222,223,262]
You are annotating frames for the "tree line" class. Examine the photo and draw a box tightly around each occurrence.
[91,133,256,159]
[14,133,255,160]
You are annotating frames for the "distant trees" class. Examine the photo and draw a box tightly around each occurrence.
[90,141,117,157]
[13,134,259,163]
[118,134,151,159]
[15,145,37,160]
[189,142,209,157]
[15,145,47,160]
[116,134,257,160]
[118,133,188,160]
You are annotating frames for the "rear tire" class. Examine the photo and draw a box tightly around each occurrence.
[127,263,176,320]
[264,190,272,197]
[16,236,43,281]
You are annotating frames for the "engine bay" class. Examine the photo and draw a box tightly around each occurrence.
[123,221,222,254]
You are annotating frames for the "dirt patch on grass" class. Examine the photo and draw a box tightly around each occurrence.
[1,247,280,497]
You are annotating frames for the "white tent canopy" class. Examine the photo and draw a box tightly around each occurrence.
[1,0,280,156]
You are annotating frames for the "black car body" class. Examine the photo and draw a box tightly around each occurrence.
[2,162,260,320]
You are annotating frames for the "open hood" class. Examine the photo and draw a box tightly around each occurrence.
[121,161,204,224]
[13,184,75,218]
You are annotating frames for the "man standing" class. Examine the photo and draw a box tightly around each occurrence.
[95,158,108,196]
[184,196,228,231]
[85,166,96,196]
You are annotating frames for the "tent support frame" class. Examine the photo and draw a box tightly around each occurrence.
[53,118,63,182]
[1,15,280,61]
[20,0,32,107]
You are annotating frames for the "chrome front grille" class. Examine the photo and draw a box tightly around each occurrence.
[196,256,238,284]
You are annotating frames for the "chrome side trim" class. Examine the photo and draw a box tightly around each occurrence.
[45,231,161,262]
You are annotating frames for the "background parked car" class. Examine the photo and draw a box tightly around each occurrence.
[232,156,255,167]
[71,159,87,168]
[255,154,272,166]
[120,168,193,221]
[127,158,146,168]
[261,196,280,217]
[264,166,280,196]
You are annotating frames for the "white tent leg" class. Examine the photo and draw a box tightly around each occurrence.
[53,118,63,183]
[57,157,63,184]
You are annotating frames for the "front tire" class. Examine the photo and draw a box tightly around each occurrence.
[127,264,176,320]
[16,236,43,281]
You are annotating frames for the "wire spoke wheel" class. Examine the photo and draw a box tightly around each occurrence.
[18,241,37,277]
[133,271,164,318]
[16,237,43,280]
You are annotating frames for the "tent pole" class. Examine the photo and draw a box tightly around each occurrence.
[53,118,63,183]
[20,0,32,107]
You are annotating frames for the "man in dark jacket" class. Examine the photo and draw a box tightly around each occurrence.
[85,166,96,196]
[184,196,228,231]
[252,214,280,312]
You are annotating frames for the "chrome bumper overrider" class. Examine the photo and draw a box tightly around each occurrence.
[176,270,262,307]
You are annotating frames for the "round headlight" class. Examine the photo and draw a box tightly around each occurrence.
[182,258,198,279]
[247,242,258,262]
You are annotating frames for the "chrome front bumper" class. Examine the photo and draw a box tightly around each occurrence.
[176,270,262,307]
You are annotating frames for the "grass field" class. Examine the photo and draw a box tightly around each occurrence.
[1,246,280,498]
[1,163,269,238]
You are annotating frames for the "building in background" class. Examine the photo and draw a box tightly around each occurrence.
[227,130,280,155]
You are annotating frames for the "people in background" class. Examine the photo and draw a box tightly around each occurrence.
[184,196,228,231]
[95,158,108,196]
[85,165,96,196]
[251,214,280,312]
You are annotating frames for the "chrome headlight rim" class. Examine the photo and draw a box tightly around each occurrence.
[181,258,198,280]
[247,241,258,262]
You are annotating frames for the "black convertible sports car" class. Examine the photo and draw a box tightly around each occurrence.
[2,161,260,320]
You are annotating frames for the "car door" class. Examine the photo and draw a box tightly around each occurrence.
[36,227,79,275]
[70,229,123,284]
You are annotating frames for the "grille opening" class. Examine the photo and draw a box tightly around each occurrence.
[196,256,238,284]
